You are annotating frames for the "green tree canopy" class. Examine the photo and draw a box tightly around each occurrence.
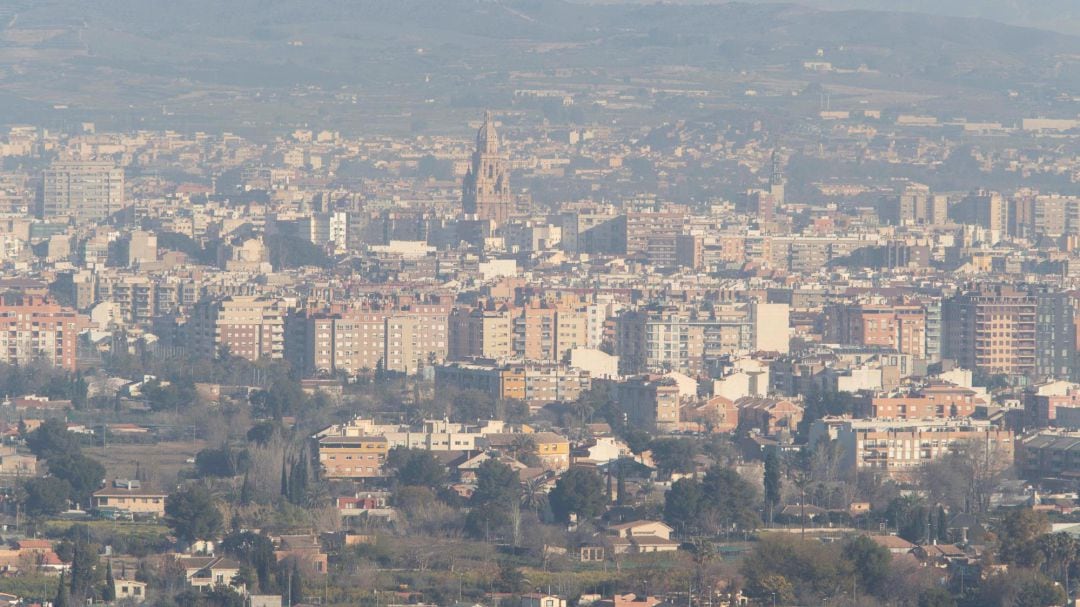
[466,460,522,540]
[26,418,80,459]
[47,452,105,508]
[471,460,521,507]
[917,587,956,607]
[997,508,1051,566]
[23,476,72,516]
[841,535,891,596]
[663,466,760,533]
[220,531,277,593]
[649,438,698,476]
[549,467,606,522]
[741,534,852,602]
[764,449,782,523]
[166,486,224,543]
[663,478,703,532]
[387,448,447,488]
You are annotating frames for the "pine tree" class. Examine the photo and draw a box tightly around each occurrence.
[103,560,117,603]
[54,571,70,607]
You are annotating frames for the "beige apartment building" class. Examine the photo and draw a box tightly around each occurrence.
[287,303,449,375]
[317,435,389,479]
[513,302,589,362]
[615,302,788,376]
[189,295,286,361]
[449,306,514,360]
[809,417,1014,479]
[434,360,591,405]
[943,286,1036,376]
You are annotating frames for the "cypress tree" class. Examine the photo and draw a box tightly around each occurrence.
[54,571,70,607]
[289,563,304,607]
[240,470,254,506]
[616,462,626,506]
[103,560,117,603]
[937,505,950,542]
[764,450,782,525]
[280,457,290,499]
[289,455,308,505]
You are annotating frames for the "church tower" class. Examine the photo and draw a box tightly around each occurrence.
[462,111,512,224]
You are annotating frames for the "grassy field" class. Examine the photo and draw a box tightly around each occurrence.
[89,440,205,488]
[0,574,59,601]
[41,519,170,538]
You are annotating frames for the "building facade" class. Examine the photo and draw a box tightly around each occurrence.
[42,161,126,224]
[0,295,84,371]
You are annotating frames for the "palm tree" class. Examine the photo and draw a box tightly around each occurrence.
[1037,532,1078,597]
[521,475,549,516]
[510,434,539,466]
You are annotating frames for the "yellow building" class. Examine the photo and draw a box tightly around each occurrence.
[318,435,389,479]
[533,431,571,471]
[482,431,570,471]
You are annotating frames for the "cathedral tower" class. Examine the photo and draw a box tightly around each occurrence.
[462,111,512,224]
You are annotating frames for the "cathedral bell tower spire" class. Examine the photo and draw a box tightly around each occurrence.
[462,111,512,224]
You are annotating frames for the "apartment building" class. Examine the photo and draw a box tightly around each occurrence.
[317,435,389,479]
[188,295,286,361]
[615,302,787,376]
[0,295,85,371]
[943,286,1036,376]
[513,302,589,362]
[809,417,1014,479]
[951,190,1008,235]
[866,383,983,419]
[625,204,688,257]
[825,303,927,358]
[434,360,590,405]
[1024,381,1080,428]
[41,161,126,224]
[315,417,530,453]
[287,302,450,376]
[448,306,514,360]
[1017,431,1080,483]
[91,273,201,325]
[611,374,681,432]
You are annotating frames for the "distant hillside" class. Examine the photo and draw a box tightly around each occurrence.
[0,0,1078,130]
[576,0,1080,35]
